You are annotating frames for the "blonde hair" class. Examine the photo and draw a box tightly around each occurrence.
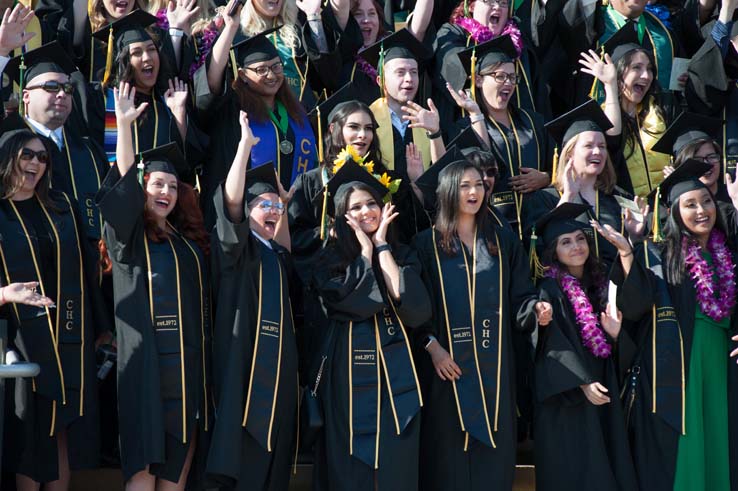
[240,0,301,50]
[554,132,616,194]
[145,0,214,28]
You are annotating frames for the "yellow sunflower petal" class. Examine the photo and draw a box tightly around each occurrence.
[363,161,375,174]
[378,172,392,188]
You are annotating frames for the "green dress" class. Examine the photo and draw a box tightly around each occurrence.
[673,253,731,491]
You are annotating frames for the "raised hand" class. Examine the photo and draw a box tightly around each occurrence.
[726,173,738,210]
[114,82,148,126]
[535,301,553,326]
[509,167,549,194]
[560,160,581,198]
[590,219,632,255]
[406,143,424,183]
[579,50,617,87]
[446,81,482,115]
[276,171,296,203]
[402,99,440,134]
[428,343,462,381]
[166,0,201,35]
[600,305,622,340]
[373,203,399,246]
[164,77,189,113]
[662,165,675,178]
[623,195,649,239]
[0,5,36,56]
[296,0,323,15]
[345,213,374,259]
[238,110,260,148]
[0,282,54,307]
[580,381,611,405]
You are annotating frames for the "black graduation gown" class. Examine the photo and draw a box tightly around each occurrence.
[412,226,540,491]
[533,277,638,491]
[95,166,210,482]
[0,192,104,482]
[611,242,738,491]
[205,186,298,491]
[310,243,431,491]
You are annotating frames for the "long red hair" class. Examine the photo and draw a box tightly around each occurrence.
[449,1,473,22]
[99,174,210,273]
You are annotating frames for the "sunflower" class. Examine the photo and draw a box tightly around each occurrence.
[378,172,392,188]
[362,160,375,174]
[332,146,363,174]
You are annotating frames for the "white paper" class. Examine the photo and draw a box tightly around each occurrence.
[669,58,690,91]
[607,281,618,318]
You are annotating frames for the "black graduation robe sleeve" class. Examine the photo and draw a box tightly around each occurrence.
[312,254,385,321]
[609,243,656,323]
[212,183,258,266]
[389,245,432,328]
[503,228,540,333]
[300,5,345,93]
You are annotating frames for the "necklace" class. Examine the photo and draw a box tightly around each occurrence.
[270,101,293,154]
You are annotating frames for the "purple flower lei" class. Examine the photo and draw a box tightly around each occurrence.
[454,16,523,57]
[682,229,736,322]
[155,8,219,77]
[155,8,169,29]
[545,265,612,358]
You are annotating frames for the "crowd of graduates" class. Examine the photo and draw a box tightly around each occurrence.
[0,0,737,489]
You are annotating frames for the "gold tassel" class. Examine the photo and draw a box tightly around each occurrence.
[528,229,545,282]
[470,46,477,103]
[229,49,239,82]
[652,186,663,242]
[588,46,605,100]
[317,106,324,164]
[319,185,329,240]
[550,146,558,185]
[18,54,26,117]
[102,25,114,86]
[378,43,385,98]
[464,0,469,17]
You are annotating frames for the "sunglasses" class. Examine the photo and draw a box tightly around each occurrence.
[482,167,498,178]
[25,80,74,95]
[255,200,285,215]
[19,148,50,164]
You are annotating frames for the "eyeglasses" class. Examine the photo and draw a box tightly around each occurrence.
[246,62,284,78]
[25,81,74,95]
[483,167,498,178]
[255,200,285,215]
[700,153,721,164]
[479,0,510,7]
[19,148,50,163]
[484,71,519,85]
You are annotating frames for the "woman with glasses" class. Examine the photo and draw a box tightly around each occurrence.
[0,129,110,491]
[195,13,316,228]
[446,35,552,239]
[205,110,299,491]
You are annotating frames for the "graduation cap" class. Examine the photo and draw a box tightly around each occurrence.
[360,28,429,69]
[646,158,713,240]
[545,99,613,147]
[526,202,592,278]
[243,163,280,205]
[446,125,487,154]
[308,82,360,163]
[137,142,184,184]
[326,159,390,212]
[414,145,466,208]
[92,10,158,86]
[4,42,77,116]
[651,112,722,156]
[231,26,282,68]
[600,22,645,64]
[455,35,518,103]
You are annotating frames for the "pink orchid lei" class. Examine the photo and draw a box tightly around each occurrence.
[545,265,612,358]
[454,17,523,57]
[682,229,736,322]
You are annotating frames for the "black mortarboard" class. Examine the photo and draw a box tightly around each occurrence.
[414,145,465,206]
[231,26,282,67]
[4,42,77,87]
[308,82,360,162]
[600,22,643,64]
[446,125,487,154]
[325,159,389,216]
[651,111,722,156]
[456,35,518,76]
[139,143,183,177]
[685,37,732,115]
[244,163,279,204]
[92,10,158,85]
[360,28,429,69]
[545,99,613,147]
[647,158,713,207]
[530,202,592,248]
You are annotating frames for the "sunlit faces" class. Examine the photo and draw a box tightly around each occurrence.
[249,192,283,239]
[128,40,160,93]
[340,111,374,156]
[678,188,716,242]
[458,168,485,215]
[693,141,722,189]
[240,56,284,98]
[609,0,647,19]
[102,0,134,19]
[145,171,178,222]
[347,189,381,234]
[23,72,73,129]
[472,0,510,36]
[477,62,516,111]
[380,58,419,105]
[13,138,48,198]
[569,131,607,178]
[353,0,380,47]
[252,0,284,18]
[555,230,590,272]
[620,51,653,106]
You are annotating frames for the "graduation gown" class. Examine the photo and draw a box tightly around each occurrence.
[205,186,298,491]
[612,241,738,491]
[533,277,638,491]
[0,192,104,482]
[95,166,210,482]
[311,243,430,491]
[413,225,540,491]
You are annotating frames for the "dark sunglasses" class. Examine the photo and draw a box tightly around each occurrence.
[25,81,74,95]
[483,167,498,178]
[20,148,50,164]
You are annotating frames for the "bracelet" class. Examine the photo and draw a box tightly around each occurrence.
[375,243,392,254]
[424,335,437,350]
[169,28,185,38]
[426,129,442,139]
[469,113,485,124]
[307,13,322,21]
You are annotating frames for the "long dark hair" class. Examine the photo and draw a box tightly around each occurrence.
[542,231,606,312]
[324,101,382,166]
[435,161,497,255]
[107,32,171,93]
[232,74,306,125]
[0,130,56,209]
